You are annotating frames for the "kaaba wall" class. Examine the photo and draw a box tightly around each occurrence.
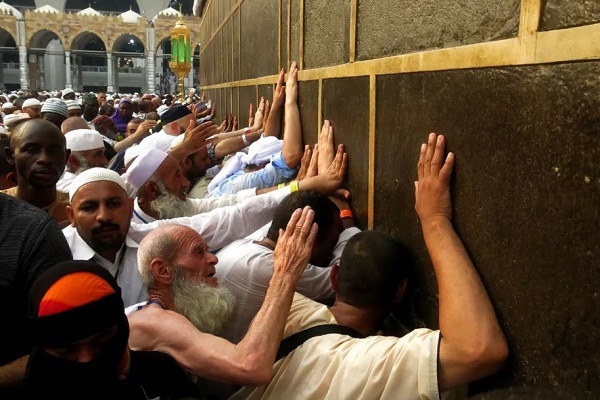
[197,0,600,396]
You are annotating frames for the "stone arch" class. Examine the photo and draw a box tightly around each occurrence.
[112,33,145,54]
[155,35,170,53]
[0,27,17,48]
[28,28,64,50]
[70,30,107,52]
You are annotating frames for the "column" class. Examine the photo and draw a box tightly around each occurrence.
[38,55,45,90]
[146,50,155,94]
[145,27,155,94]
[17,20,29,91]
[113,55,119,93]
[188,68,194,91]
[18,46,29,91]
[77,55,83,91]
[106,52,115,93]
[64,51,72,89]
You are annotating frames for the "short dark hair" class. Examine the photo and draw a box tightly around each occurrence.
[0,136,15,176]
[267,191,338,242]
[337,231,411,308]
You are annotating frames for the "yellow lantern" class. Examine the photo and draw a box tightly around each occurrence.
[169,5,192,101]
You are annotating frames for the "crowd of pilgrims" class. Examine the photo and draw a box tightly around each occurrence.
[0,62,508,399]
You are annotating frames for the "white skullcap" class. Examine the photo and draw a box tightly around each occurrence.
[157,104,169,115]
[2,102,15,110]
[3,113,30,129]
[22,98,41,108]
[41,99,68,118]
[124,145,145,167]
[65,100,81,110]
[65,129,105,151]
[106,95,114,101]
[69,168,128,202]
[124,148,169,192]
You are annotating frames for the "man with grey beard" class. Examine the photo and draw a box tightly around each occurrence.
[127,208,319,385]
[125,148,262,223]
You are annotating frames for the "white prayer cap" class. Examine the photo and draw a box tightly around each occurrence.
[124,148,169,192]
[22,98,41,108]
[106,95,114,101]
[3,113,30,129]
[69,168,128,202]
[65,100,81,110]
[1,102,15,110]
[124,145,145,167]
[65,129,105,152]
[157,104,169,115]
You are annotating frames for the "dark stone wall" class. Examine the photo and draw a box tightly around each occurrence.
[541,0,600,30]
[199,0,600,396]
[357,0,520,60]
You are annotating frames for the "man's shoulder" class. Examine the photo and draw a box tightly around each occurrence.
[0,192,54,227]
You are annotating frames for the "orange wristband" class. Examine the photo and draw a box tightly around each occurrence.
[340,209,353,219]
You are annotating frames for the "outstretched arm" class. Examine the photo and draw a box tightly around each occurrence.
[282,62,303,169]
[415,133,508,392]
[129,207,317,385]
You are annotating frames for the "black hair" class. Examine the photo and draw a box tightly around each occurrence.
[337,231,412,308]
[266,191,339,242]
[0,136,15,175]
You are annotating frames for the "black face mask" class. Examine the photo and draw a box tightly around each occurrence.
[25,319,129,399]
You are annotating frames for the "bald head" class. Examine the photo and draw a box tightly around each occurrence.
[138,225,193,287]
[10,118,64,150]
[61,116,90,134]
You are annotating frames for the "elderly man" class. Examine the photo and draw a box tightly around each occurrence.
[25,260,199,399]
[63,156,346,306]
[126,148,259,223]
[2,119,70,222]
[231,133,509,400]
[21,98,42,119]
[127,207,318,387]
[57,129,108,192]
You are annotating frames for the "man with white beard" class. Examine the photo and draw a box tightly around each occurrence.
[125,148,263,223]
[127,209,319,385]
[57,129,108,192]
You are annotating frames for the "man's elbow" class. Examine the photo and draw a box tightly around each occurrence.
[283,152,302,169]
[468,336,509,375]
[237,358,273,386]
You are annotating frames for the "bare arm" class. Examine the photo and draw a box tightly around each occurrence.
[415,133,508,392]
[170,120,219,163]
[282,62,303,169]
[317,120,335,173]
[0,355,28,388]
[129,207,317,385]
[262,69,286,138]
[113,120,157,153]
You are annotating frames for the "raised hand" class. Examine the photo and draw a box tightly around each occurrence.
[296,145,312,181]
[415,133,454,226]
[272,69,286,108]
[298,144,348,196]
[285,61,298,105]
[252,97,265,129]
[182,120,219,152]
[248,103,255,127]
[273,206,318,280]
[318,119,335,173]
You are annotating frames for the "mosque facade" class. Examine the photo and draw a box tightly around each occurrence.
[0,0,202,94]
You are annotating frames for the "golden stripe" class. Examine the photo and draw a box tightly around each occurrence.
[317,79,323,135]
[286,0,291,68]
[367,74,376,229]
[278,0,282,71]
[200,23,600,90]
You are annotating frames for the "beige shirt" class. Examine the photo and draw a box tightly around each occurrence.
[1,187,69,223]
[231,293,466,400]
